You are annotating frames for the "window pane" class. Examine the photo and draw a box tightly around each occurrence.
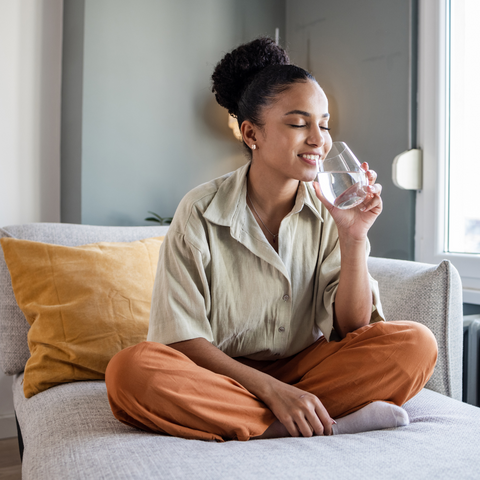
[448,0,480,254]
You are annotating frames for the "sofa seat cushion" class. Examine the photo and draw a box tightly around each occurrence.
[13,374,480,480]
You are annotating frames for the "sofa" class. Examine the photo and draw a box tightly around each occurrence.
[1,222,480,480]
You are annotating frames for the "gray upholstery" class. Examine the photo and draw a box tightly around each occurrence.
[13,374,480,480]
[368,257,463,400]
[1,222,479,479]
[0,223,462,399]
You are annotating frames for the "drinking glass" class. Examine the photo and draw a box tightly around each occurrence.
[316,142,368,210]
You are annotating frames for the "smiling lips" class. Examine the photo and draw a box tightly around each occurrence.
[299,153,321,166]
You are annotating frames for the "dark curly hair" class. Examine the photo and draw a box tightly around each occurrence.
[211,37,315,151]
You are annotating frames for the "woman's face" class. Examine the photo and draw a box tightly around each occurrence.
[250,79,332,184]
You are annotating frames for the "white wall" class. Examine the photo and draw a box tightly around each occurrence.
[0,0,63,439]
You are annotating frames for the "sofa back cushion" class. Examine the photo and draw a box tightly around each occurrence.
[0,224,169,378]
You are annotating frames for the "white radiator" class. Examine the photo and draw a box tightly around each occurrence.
[463,315,480,407]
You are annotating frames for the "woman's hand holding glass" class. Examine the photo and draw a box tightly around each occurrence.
[313,143,383,241]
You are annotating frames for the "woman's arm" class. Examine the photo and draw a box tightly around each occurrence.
[333,236,372,337]
[314,164,382,338]
[169,337,334,437]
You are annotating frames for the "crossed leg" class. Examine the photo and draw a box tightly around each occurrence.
[105,320,437,441]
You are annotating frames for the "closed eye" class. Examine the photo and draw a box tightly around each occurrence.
[288,124,331,131]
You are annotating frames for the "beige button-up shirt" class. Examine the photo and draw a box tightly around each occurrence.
[147,162,384,360]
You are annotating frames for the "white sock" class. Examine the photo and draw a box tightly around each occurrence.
[332,401,409,435]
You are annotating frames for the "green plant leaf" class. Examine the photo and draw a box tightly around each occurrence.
[147,211,163,220]
[145,211,173,225]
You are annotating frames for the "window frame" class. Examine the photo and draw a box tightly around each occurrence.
[416,0,480,304]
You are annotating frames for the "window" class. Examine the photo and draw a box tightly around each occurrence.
[417,0,480,304]
[447,0,480,255]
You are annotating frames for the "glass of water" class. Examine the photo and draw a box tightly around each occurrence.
[316,142,368,210]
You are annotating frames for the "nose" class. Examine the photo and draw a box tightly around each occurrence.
[307,124,326,147]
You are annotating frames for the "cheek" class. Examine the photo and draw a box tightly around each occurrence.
[270,132,294,151]
[325,135,333,153]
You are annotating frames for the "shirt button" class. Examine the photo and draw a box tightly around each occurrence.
[282,294,290,301]
[278,326,285,332]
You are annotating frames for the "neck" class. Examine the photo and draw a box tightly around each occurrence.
[247,161,299,220]
[246,163,299,243]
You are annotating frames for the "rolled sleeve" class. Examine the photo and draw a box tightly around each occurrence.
[147,230,214,346]
[368,275,385,323]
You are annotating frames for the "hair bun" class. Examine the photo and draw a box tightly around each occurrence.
[211,37,290,117]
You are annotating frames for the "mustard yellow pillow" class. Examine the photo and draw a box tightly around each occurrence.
[0,236,164,398]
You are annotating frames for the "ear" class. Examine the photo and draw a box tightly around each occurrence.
[240,121,257,148]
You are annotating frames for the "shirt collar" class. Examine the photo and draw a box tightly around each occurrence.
[301,182,325,222]
[203,162,324,227]
[203,162,250,227]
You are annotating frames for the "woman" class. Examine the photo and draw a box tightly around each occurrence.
[105,38,437,441]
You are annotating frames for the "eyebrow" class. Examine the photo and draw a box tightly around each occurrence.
[284,110,330,118]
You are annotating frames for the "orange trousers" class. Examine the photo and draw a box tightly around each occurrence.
[105,321,437,442]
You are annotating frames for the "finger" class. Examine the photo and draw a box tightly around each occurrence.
[358,183,380,211]
[305,409,324,436]
[360,183,382,202]
[360,191,382,209]
[361,162,369,172]
[295,393,323,436]
[294,416,315,438]
[314,404,334,436]
[359,190,383,213]
[307,396,333,436]
[281,418,301,438]
[313,179,335,213]
[366,183,382,196]
[367,169,377,185]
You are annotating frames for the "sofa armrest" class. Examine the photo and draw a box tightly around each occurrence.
[368,257,463,400]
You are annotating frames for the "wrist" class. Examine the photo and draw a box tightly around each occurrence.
[255,374,278,399]
[337,235,368,271]
[234,363,278,402]
[338,234,367,253]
